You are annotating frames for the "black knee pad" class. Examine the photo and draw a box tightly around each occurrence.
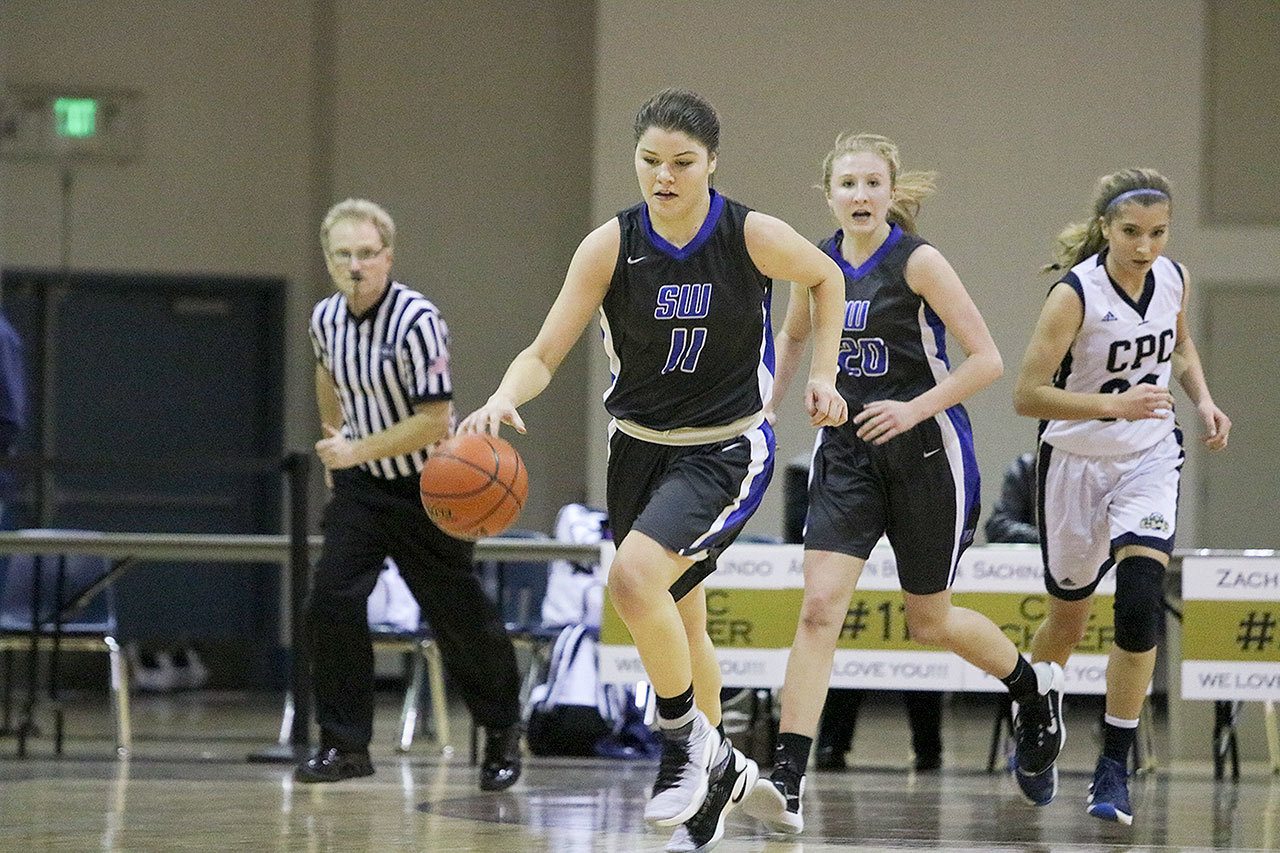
[1113,555,1165,653]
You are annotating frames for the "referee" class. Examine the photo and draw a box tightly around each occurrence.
[297,198,522,790]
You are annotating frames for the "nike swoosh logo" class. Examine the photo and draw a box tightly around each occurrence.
[923,448,942,458]
[721,441,744,453]
[626,255,647,264]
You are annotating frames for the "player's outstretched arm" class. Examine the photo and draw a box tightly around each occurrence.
[460,221,620,436]
[1171,265,1230,450]
[855,246,1003,445]
[744,211,847,428]
[765,281,813,424]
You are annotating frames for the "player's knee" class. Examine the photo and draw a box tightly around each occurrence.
[605,555,653,617]
[904,610,946,648]
[798,585,851,634]
[1113,555,1165,653]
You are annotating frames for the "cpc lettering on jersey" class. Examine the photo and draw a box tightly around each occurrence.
[1106,329,1175,373]
[654,283,713,320]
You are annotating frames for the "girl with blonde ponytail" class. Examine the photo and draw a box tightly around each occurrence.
[1012,169,1230,823]
[746,133,1051,836]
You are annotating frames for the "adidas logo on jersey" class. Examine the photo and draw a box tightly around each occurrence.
[1101,311,1119,322]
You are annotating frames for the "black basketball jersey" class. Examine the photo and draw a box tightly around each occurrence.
[820,224,960,425]
[600,190,773,431]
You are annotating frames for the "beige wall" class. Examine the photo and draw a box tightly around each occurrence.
[0,0,595,530]
[591,0,1280,547]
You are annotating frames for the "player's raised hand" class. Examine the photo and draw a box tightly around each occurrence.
[1197,399,1231,451]
[459,395,527,436]
[1111,384,1175,421]
[805,379,848,427]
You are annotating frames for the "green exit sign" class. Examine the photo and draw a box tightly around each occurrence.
[54,97,98,139]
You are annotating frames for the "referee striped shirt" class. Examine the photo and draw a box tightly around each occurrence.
[309,280,454,480]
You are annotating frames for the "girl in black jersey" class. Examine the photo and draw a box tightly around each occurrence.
[461,90,847,852]
[745,134,1063,834]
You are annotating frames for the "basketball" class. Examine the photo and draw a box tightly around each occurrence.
[419,433,528,540]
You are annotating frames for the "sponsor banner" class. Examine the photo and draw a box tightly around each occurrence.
[1182,660,1280,701]
[1180,556,1280,700]
[960,654,1114,695]
[599,544,1118,690]
[600,645,790,687]
[1182,556,1280,601]
[1182,601,1280,662]
[828,649,961,690]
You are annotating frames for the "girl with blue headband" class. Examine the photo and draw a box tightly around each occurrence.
[1011,168,1231,824]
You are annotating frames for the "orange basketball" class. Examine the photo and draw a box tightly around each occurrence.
[419,433,528,540]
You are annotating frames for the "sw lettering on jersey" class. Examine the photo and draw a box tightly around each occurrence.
[843,299,870,332]
[654,282,713,320]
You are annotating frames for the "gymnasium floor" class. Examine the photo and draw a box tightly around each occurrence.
[0,690,1275,851]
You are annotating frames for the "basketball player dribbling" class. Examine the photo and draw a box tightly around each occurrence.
[459,89,848,852]
[743,133,1067,836]
[1012,169,1230,824]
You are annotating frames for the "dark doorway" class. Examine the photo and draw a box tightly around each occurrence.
[1,268,286,683]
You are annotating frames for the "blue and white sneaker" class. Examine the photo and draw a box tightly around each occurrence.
[1086,756,1133,825]
[1013,763,1058,806]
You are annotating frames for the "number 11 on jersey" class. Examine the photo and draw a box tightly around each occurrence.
[662,326,708,374]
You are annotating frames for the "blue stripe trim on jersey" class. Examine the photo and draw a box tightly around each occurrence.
[826,223,903,281]
[641,189,726,261]
[1168,257,1185,284]
[1098,248,1155,318]
[923,301,950,370]
[691,420,776,553]
[762,288,776,374]
[1058,271,1085,308]
[944,404,980,548]
[1112,531,1175,555]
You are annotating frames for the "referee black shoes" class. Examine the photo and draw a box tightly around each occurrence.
[479,724,523,791]
[294,747,374,783]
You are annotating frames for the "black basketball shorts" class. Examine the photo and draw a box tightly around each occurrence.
[803,411,979,595]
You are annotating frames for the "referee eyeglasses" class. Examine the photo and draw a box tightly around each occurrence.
[329,246,387,264]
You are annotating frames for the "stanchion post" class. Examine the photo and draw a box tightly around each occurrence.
[287,451,312,754]
[248,451,313,763]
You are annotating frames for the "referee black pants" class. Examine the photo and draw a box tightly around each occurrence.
[307,467,520,751]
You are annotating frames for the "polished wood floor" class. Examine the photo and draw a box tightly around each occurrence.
[0,690,1276,851]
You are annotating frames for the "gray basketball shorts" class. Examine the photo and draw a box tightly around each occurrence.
[606,419,775,602]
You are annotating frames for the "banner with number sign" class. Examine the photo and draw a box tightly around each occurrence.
[1181,555,1280,700]
[599,542,1117,693]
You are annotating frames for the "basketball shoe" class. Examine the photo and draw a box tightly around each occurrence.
[665,740,758,852]
[741,755,804,833]
[1014,661,1065,775]
[1013,762,1058,807]
[645,710,720,826]
[1086,756,1133,825]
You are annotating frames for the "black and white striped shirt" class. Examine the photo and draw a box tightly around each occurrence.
[309,280,454,479]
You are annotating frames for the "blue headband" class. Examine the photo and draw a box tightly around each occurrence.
[1106,188,1170,211]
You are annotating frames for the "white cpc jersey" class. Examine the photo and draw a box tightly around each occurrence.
[1040,250,1183,456]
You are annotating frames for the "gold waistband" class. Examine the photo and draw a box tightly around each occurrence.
[612,411,765,447]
